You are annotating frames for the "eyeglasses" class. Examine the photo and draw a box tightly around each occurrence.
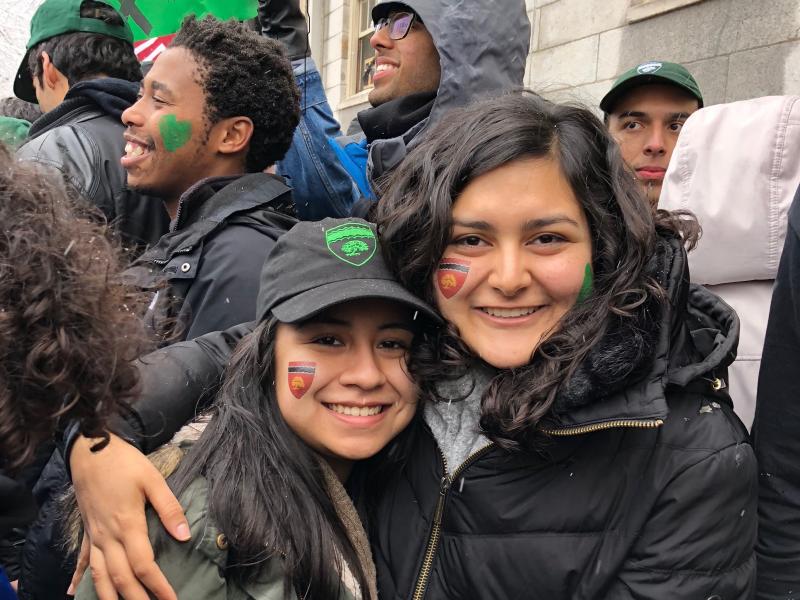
[374,11,416,40]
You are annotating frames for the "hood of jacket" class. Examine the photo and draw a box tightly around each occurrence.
[27,77,137,139]
[364,0,530,184]
[545,234,740,431]
[660,95,800,286]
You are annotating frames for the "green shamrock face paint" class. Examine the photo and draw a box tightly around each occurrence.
[158,114,192,152]
[576,263,593,304]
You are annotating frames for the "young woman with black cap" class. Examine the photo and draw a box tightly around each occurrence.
[74,218,440,600]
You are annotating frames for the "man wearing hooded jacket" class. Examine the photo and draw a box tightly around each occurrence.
[266,0,530,216]
[64,1,530,597]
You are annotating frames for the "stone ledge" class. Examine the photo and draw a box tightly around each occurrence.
[627,0,705,23]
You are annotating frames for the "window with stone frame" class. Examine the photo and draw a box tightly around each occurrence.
[351,0,376,94]
[627,0,705,22]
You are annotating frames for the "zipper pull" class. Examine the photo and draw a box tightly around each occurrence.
[433,476,450,523]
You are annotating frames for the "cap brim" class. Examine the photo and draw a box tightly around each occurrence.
[13,50,37,104]
[372,2,413,22]
[268,278,442,326]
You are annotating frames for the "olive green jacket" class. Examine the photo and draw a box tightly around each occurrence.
[75,472,373,600]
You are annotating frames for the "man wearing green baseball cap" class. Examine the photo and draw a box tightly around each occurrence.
[14,0,168,252]
[600,60,703,207]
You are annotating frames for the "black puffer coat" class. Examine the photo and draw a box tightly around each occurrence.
[123,173,296,343]
[371,236,757,599]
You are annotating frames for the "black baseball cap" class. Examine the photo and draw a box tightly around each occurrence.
[372,1,417,22]
[600,61,703,114]
[257,218,441,325]
[15,0,133,103]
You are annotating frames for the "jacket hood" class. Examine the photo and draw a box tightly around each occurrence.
[366,0,530,182]
[660,95,800,285]
[65,77,138,119]
[548,234,739,430]
[27,77,137,139]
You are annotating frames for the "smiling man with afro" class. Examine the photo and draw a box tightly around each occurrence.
[119,15,299,344]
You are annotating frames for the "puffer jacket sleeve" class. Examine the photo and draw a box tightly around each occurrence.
[127,323,254,454]
[607,442,757,599]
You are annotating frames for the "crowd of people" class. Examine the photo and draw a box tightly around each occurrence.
[0,0,798,598]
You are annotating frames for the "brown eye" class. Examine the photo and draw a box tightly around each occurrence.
[535,234,564,244]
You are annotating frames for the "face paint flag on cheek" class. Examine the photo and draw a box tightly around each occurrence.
[287,362,316,399]
[437,258,470,299]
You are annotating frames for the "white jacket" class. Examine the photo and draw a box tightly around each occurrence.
[660,95,800,429]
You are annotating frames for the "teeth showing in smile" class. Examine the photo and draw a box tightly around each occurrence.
[327,404,384,417]
[125,142,148,157]
[375,64,397,73]
[481,307,539,318]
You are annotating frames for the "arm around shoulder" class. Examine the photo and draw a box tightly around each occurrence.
[74,478,228,600]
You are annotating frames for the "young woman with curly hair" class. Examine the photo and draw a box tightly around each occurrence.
[371,92,756,598]
[0,142,147,590]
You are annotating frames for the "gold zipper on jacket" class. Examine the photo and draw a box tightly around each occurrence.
[411,443,496,600]
[541,418,664,437]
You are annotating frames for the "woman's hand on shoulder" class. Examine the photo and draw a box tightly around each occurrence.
[68,433,190,600]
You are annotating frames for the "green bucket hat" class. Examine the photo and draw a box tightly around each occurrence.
[14,0,133,103]
[600,61,703,114]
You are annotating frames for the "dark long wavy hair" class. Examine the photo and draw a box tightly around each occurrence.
[377,91,699,451]
[0,144,148,472]
[170,317,420,598]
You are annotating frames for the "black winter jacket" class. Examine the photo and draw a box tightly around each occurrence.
[753,184,800,598]
[16,78,169,252]
[373,236,756,599]
[124,173,296,343]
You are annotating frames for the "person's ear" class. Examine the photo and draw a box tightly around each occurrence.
[40,52,62,90]
[214,116,254,156]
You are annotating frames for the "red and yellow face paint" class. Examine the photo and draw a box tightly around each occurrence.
[287,362,316,399]
[437,258,470,299]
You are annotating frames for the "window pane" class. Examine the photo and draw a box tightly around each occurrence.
[356,35,375,92]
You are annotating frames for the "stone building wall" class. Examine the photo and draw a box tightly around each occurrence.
[528,0,800,112]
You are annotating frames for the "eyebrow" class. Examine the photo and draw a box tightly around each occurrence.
[523,215,579,229]
[380,322,416,333]
[297,317,349,328]
[617,110,691,121]
[617,110,648,119]
[297,317,415,333]
[150,80,174,97]
[453,215,579,231]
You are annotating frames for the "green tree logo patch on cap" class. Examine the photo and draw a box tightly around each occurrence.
[325,223,377,266]
[637,61,663,74]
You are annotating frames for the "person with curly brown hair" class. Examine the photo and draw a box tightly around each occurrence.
[0,143,148,591]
